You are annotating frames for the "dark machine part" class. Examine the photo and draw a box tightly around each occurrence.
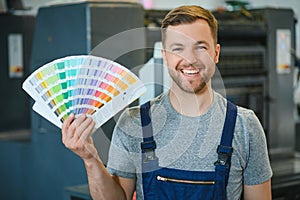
[216,46,268,131]
[217,46,266,76]
[30,2,145,163]
[0,14,35,132]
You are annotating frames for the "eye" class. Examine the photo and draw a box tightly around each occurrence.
[196,45,207,51]
[172,47,183,53]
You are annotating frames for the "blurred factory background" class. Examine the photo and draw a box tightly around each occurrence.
[0,0,300,199]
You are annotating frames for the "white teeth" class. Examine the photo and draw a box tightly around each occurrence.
[181,69,199,75]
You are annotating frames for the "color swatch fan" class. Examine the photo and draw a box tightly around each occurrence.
[22,55,146,129]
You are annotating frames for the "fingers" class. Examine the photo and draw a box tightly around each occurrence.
[62,113,75,134]
[72,115,94,139]
[78,117,95,142]
[62,113,95,144]
[61,114,97,160]
[62,113,75,143]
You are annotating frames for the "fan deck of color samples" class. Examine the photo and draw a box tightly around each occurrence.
[22,55,146,129]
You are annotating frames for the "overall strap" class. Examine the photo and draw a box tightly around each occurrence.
[214,100,237,187]
[220,100,237,148]
[140,101,156,153]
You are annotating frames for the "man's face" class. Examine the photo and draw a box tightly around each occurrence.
[162,19,220,94]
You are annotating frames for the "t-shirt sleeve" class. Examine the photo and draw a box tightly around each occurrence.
[242,110,273,185]
[106,109,142,179]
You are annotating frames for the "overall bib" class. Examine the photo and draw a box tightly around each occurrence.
[140,101,237,200]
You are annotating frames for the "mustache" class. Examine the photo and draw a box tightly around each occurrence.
[176,62,206,70]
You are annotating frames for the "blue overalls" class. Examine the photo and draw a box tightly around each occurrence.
[140,101,237,200]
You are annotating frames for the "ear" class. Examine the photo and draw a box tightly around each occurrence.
[214,44,220,63]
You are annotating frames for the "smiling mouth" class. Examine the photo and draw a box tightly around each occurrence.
[181,69,200,76]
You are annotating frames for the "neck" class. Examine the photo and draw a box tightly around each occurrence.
[169,84,214,117]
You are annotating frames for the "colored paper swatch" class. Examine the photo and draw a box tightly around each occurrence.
[23,55,146,129]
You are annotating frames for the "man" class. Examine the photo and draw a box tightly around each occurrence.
[62,5,272,200]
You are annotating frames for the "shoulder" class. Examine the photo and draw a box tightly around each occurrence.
[214,92,265,147]
[236,106,257,122]
[229,101,266,150]
[232,102,268,164]
[213,91,261,130]
[236,106,264,135]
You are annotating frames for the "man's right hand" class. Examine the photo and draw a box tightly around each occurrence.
[62,113,135,200]
[61,113,99,161]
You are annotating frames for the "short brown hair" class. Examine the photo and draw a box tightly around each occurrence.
[161,5,218,45]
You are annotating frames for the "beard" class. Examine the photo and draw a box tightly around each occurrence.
[168,67,208,94]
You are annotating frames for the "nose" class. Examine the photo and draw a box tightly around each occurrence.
[182,48,198,65]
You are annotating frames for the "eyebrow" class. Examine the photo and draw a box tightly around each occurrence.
[195,40,209,46]
[169,43,184,48]
[168,41,209,49]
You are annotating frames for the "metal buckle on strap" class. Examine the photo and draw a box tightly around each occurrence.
[214,145,233,167]
[141,141,158,162]
[143,151,158,162]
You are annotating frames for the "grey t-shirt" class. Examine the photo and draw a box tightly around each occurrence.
[106,91,273,199]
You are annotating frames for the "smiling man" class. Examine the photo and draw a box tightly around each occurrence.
[62,5,273,200]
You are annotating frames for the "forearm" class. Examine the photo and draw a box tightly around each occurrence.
[84,157,127,200]
[243,179,272,200]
